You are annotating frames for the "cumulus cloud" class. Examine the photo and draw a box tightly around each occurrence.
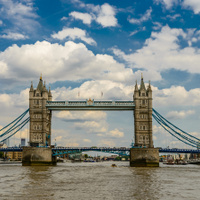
[51,27,96,46]
[154,86,200,107]
[0,40,135,89]
[128,7,152,24]
[52,80,134,101]
[166,110,195,119]
[69,11,93,24]
[182,0,200,14]
[112,25,200,74]
[68,3,118,27]
[96,3,118,27]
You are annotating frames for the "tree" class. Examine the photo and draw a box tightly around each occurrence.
[0,152,3,158]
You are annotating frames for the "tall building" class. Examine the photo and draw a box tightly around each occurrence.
[21,138,26,146]
[29,76,52,147]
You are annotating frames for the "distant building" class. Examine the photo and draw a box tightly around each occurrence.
[4,139,10,147]
[21,138,26,147]
[6,152,22,161]
[0,143,7,148]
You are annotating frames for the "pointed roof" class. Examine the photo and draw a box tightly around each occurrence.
[140,73,146,91]
[135,80,138,92]
[48,86,52,97]
[147,80,152,91]
[42,81,48,92]
[30,81,34,92]
[37,75,43,91]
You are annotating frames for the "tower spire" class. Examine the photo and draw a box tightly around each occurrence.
[140,73,146,91]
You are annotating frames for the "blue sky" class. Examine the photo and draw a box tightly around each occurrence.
[0,0,200,148]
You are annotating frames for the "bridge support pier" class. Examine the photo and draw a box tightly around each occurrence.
[130,148,159,167]
[22,147,57,166]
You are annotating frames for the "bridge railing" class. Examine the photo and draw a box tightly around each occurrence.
[46,100,135,110]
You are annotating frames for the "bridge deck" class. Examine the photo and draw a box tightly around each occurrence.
[1,147,200,154]
[46,100,135,111]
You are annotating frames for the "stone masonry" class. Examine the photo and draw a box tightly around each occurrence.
[29,76,52,147]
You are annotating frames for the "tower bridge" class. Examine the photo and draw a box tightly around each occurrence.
[0,75,199,166]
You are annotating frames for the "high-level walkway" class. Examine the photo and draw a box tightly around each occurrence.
[46,100,135,110]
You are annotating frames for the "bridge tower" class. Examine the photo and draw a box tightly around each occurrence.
[29,75,52,147]
[130,75,159,167]
[22,76,56,166]
[134,75,153,148]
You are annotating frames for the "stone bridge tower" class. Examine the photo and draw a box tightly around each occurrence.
[131,75,159,167]
[133,75,153,148]
[29,76,52,147]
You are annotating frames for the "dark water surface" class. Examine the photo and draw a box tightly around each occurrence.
[0,162,199,200]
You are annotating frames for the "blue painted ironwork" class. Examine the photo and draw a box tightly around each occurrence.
[153,109,200,148]
[153,109,200,141]
[0,109,29,136]
[1,147,200,154]
[153,113,197,148]
[0,117,30,143]
[46,100,135,111]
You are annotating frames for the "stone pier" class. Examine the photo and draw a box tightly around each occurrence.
[22,147,57,166]
[130,148,159,167]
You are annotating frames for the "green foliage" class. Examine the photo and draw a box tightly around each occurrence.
[0,152,3,158]
[84,154,88,159]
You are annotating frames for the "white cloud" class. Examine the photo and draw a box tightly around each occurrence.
[154,86,200,107]
[128,7,152,24]
[51,27,96,46]
[0,40,135,87]
[55,111,107,121]
[166,110,195,119]
[0,32,28,40]
[69,11,93,24]
[154,0,179,9]
[0,20,3,25]
[52,80,135,101]
[74,121,108,134]
[152,22,162,30]
[96,3,118,27]
[0,0,39,32]
[112,25,200,74]
[107,128,124,138]
[183,0,200,14]
[66,3,117,27]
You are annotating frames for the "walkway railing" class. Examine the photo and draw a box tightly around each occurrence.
[46,100,135,110]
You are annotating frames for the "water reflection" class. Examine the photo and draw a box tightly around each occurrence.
[23,166,55,200]
[129,167,161,200]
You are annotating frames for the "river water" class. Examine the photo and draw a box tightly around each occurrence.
[0,162,199,200]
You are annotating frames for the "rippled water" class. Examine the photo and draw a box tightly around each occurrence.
[0,162,200,200]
